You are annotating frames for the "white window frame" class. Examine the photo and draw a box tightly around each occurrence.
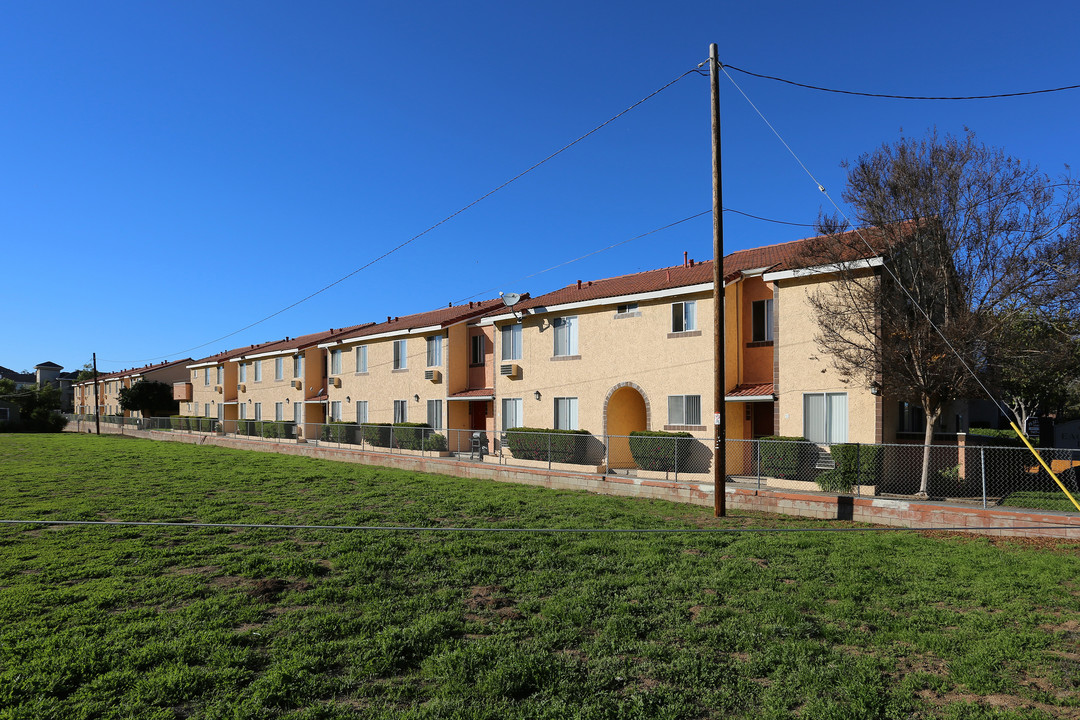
[553,316,578,357]
[667,394,702,426]
[393,340,408,370]
[427,399,442,429]
[501,323,522,361]
[501,398,523,431]
[331,349,342,376]
[356,400,368,424]
[254,402,262,421]
[672,301,697,333]
[393,399,408,423]
[253,361,262,382]
[203,369,210,386]
[426,336,442,367]
[294,401,303,425]
[803,392,848,444]
[355,345,368,373]
[239,403,247,420]
[239,363,247,383]
[217,366,224,385]
[204,403,210,417]
[275,402,284,422]
[330,401,342,422]
[275,357,284,380]
[553,397,578,430]
[293,355,303,379]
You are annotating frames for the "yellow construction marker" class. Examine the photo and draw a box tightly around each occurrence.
[1010,421,1080,513]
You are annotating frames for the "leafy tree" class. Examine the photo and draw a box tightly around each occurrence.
[118,380,176,418]
[75,362,98,382]
[990,312,1080,431]
[0,378,67,432]
[802,129,1079,496]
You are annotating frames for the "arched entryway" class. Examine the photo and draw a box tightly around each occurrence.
[604,383,649,469]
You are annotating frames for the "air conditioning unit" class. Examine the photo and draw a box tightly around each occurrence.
[292,380,302,390]
[499,363,520,379]
[239,384,247,393]
[331,377,342,388]
[424,369,442,382]
[214,385,222,393]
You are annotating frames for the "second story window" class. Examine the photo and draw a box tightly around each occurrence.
[671,301,696,333]
[203,369,210,386]
[293,355,303,378]
[426,336,442,367]
[393,339,407,370]
[253,361,262,382]
[239,363,247,383]
[217,366,224,384]
[752,299,774,342]
[552,316,578,356]
[470,334,485,365]
[331,349,342,375]
[501,323,522,361]
[275,357,284,380]
[355,345,368,373]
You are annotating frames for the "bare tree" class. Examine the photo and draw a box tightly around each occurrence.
[801,129,1079,496]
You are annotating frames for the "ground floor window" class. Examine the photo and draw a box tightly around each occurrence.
[667,395,702,426]
[356,401,368,424]
[275,402,284,422]
[394,400,408,424]
[426,400,442,429]
[502,398,523,430]
[554,397,578,430]
[803,392,848,444]
[294,401,303,425]
[330,401,342,421]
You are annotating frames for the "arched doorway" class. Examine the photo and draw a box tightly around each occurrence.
[604,383,649,470]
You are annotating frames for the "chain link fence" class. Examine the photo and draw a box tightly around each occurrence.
[64,415,1080,512]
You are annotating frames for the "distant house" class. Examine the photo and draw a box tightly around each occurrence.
[0,362,78,413]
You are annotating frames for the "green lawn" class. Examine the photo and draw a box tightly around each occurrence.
[1000,491,1080,514]
[1,434,1079,719]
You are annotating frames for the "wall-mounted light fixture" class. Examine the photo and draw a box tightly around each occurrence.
[345,396,351,403]
[534,390,542,401]
[414,394,420,402]
[285,398,290,404]
[869,382,881,396]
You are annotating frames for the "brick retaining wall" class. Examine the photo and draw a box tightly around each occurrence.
[74,426,1080,539]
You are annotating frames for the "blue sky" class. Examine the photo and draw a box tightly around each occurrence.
[3,1,1078,374]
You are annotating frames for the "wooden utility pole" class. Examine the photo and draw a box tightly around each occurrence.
[710,43,727,517]
[92,352,101,435]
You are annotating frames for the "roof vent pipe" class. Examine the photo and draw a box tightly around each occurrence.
[684,251,688,267]
[690,259,695,267]
[577,280,582,289]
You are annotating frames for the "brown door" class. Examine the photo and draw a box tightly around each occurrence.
[752,402,774,438]
[470,401,488,430]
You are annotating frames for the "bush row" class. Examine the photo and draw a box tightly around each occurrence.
[321,421,447,451]
[627,430,696,472]
[504,427,592,464]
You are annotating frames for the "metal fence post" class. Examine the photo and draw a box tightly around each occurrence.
[674,435,679,483]
[547,433,552,470]
[981,446,987,509]
[855,442,861,496]
[755,439,761,490]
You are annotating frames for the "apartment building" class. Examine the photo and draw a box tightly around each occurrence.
[75,359,191,417]
[319,300,504,450]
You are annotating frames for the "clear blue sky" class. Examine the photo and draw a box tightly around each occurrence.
[3,1,1078,374]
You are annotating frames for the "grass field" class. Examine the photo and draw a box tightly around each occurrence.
[1,434,1079,719]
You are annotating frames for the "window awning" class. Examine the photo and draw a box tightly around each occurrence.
[725,383,775,403]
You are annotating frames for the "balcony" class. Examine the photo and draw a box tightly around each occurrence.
[173,382,193,401]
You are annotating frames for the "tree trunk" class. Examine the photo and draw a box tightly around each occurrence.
[917,405,942,497]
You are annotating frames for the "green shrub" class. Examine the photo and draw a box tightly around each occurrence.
[759,436,816,480]
[423,433,448,452]
[392,422,432,450]
[815,443,882,493]
[321,421,351,443]
[362,424,393,447]
[260,421,292,439]
[628,430,695,472]
[0,413,67,433]
[968,428,1032,447]
[505,427,591,464]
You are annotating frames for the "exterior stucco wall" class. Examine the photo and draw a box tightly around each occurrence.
[774,274,877,443]
[491,290,715,440]
[329,332,449,426]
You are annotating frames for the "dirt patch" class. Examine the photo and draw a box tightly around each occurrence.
[916,689,1080,718]
[917,531,1080,552]
[749,558,769,568]
[688,605,705,621]
[248,578,312,601]
[465,585,510,611]
[683,548,703,556]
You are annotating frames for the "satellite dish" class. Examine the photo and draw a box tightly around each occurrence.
[501,292,521,308]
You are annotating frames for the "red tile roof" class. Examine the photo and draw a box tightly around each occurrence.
[333,299,504,342]
[726,383,775,398]
[90,358,193,383]
[500,226,896,313]
[448,388,495,398]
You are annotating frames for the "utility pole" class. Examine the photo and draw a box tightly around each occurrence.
[92,352,101,435]
[710,43,727,517]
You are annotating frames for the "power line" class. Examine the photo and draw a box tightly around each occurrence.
[123,67,703,366]
[1,519,1072,534]
[723,63,1080,100]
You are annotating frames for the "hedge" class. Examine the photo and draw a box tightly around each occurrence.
[321,421,351,443]
[815,443,883,493]
[628,430,696,473]
[170,416,215,432]
[759,436,817,480]
[505,427,592,464]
